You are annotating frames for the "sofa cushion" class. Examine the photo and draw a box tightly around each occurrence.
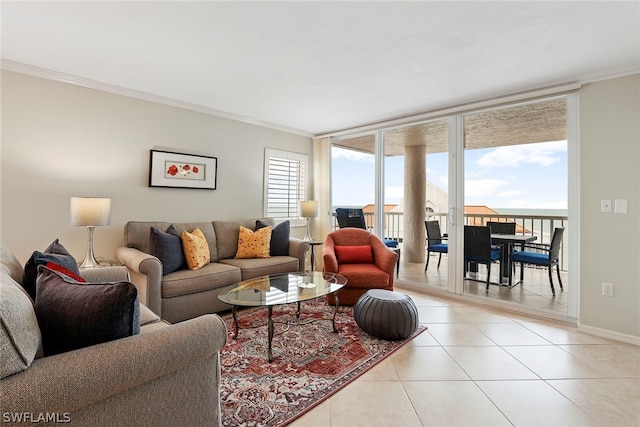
[139,304,161,326]
[337,263,390,288]
[35,265,140,356]
[1,246,25,285]
[22,239,80,301]
[161,262,241,298]
[181,228,211,270]
[0,272,42,379]
[220,256,299,281]
[124,221,170,254]
[212,221,244,260]
[335,245,374,264]
[150,225,187,275]
[256,219,290,256]
[236,226,271,259]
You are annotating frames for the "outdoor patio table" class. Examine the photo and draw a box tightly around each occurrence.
[490,234,537,287]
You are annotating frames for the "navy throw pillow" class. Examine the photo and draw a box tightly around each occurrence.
[22,239,79,301]
[149,225,187,275]
[256,220,290,256]
[35,265,140,356]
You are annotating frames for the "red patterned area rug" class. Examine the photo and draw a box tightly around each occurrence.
[219,298,426,427]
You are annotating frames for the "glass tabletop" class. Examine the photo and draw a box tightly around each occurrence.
[218,271,347,307]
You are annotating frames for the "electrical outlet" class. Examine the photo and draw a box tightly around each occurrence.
[602,282,614,297]
[601,200,612,213]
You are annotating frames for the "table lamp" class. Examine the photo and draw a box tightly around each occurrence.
[70,197,111,268]
[300,200,318,242]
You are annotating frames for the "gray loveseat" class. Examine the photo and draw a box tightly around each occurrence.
[115,218,309,323]
[0,246,227,426]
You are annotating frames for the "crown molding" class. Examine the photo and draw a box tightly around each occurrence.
[0,59,314,138]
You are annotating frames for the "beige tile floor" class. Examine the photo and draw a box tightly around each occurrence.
[289,289,640,427]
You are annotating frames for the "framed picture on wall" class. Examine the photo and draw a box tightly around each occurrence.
[149,149,217,190]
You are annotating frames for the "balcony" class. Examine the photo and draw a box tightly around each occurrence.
[330,211,569,313]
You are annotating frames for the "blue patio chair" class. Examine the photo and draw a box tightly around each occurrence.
[425,220,448,270]
[486,221,516,235]
[464,225,501,292]
[335,208,398,249]
[487,220,517,276]
[511,227,565,295]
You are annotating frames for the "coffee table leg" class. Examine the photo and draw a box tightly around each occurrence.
[231,305,239,339]
[296,301,301,319]
[267,306,274,362]
[332,293,339,333]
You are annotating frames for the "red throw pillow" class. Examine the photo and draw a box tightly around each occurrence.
[335,245,374,264]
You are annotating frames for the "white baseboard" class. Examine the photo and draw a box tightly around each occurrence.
[577,323,640,346]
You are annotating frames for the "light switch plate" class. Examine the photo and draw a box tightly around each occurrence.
[615,199,627,214]
[601,200,611,213]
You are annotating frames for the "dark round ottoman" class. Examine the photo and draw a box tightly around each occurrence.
[353,289,418,340]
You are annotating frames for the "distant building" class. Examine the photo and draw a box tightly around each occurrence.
[362,203,397,229]
[465,205,529,233]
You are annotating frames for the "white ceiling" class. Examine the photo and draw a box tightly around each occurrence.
[2,1,639,136]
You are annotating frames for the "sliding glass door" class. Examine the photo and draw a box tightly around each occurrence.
[327,94,577,319]
[460,97,571,314]
[330,132,378,232]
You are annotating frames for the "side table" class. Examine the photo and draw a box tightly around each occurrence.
[78,258,124,270]
[307,240,323,270]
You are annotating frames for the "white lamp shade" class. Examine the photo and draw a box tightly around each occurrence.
[300,200,318,218]
[70,197,112,226]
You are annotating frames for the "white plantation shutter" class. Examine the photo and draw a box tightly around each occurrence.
[264,148,308,219]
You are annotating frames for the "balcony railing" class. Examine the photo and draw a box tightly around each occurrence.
[331,211,569,270]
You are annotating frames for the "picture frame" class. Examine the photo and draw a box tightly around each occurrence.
[149,149,217,190]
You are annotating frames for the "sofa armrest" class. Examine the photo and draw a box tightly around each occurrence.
[0,314,227,419]
[288,238,310,271]
[80,266,130,282]
[115,247,163,316]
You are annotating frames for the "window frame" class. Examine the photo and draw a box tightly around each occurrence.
[263,148,309,219]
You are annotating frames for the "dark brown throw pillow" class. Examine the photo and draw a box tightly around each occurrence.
[35,265,140,356]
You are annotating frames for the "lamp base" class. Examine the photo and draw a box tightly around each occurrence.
[302,217,312,242]
[78,226,101,269]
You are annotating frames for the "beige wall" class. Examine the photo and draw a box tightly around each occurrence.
[579,74,640,338]
[1,71,312,264]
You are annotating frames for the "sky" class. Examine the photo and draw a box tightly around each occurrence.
[331,140,568,211]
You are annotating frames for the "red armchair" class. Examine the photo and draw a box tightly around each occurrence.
[323,228,399,305]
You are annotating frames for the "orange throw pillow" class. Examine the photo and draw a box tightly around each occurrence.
[335,245,374,264]
[181,228,210,270]
[235,226,271,259]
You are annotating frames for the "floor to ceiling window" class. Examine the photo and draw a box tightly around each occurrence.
[330,132,377,229]
[461,98,570,314]
[326,94,576,319]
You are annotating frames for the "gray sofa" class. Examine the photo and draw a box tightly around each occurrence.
[115,218,309,323]
[0,246,227,426]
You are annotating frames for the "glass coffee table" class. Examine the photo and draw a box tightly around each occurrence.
[218,271,347,362]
